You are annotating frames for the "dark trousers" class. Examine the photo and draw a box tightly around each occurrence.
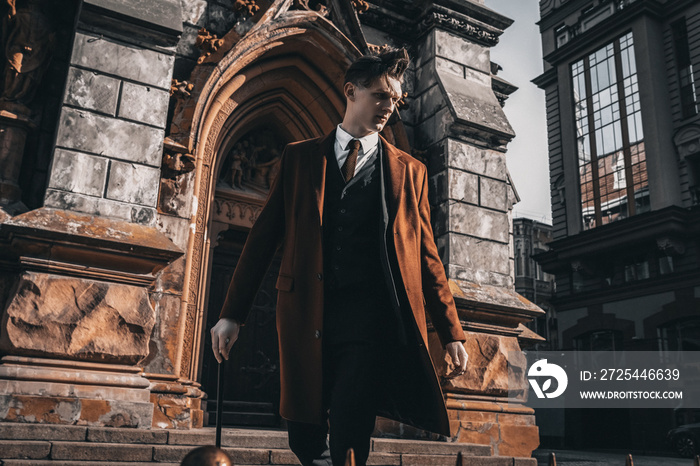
[287,285,397,466]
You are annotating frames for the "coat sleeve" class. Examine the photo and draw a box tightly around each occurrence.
[219,145,289,324]
[417,165,467,348]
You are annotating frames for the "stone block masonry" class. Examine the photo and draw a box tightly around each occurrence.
[45,31,176,226]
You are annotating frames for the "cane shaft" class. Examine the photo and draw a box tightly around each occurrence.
[216,360,225,448]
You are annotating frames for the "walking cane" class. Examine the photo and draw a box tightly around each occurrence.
[215,337,228,449]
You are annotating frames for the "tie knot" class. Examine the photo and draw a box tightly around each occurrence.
[348,139,361,152]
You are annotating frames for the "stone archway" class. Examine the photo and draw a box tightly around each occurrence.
[169,5,364,420]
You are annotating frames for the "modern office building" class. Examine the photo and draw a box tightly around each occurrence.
[534,0,700,451]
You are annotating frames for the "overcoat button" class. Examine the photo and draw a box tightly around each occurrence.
[316,273,323,280]
[315,330,322,339]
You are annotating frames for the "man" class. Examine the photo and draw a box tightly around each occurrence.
[210,47,468,466]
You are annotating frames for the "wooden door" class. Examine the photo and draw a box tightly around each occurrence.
[201,227,282,427]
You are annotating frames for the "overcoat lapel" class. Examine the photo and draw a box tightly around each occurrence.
[379,135,406,223]
[311,130,335,224]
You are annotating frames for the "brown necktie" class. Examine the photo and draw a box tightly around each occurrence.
[341,139,361,183]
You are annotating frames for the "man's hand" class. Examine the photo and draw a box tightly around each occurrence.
[445,341,468,379]
[211,318,240,363]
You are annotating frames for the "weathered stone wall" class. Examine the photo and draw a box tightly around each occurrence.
[1,273,155,363]
[410,26,519,294]
[45,30,174,226]
[0,0,188,430]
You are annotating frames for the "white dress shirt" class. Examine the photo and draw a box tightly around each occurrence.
[334,124,379,177]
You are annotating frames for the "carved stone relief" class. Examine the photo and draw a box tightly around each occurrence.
[195,28,224,65]
[217,127,286,195]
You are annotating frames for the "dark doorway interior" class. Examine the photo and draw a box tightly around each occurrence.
[201,227,282,427]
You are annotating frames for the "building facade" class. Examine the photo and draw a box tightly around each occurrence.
[513,218,556,349]
[0,0,542,457]
[534,0,700,451]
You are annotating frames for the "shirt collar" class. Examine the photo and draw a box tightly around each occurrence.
[336,124,379,155]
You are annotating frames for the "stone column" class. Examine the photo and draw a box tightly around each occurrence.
[0,0,185,428]
[374,2,543,457]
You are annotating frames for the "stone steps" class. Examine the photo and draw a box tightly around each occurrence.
[0,423,536,465]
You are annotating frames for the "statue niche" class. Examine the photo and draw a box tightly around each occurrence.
[213,127,287,229]
[218,128,285,194]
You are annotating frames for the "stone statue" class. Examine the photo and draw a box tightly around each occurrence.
[229,146,248,188]
[223,134,284,192]
[1,0,55,104]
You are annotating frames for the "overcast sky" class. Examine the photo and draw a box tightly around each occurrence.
[483,0,552,224]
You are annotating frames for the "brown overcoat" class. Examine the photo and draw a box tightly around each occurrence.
[220,129,466,435]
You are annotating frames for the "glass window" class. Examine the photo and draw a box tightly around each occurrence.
[659,319,700,351]
[570,32,649,230]
[659,255,674,275]
[671,19,698,118]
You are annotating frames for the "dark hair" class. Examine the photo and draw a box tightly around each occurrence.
[344,46,410,88]
[181,446,233,466]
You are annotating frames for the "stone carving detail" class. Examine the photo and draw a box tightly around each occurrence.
[362,7,500,44]
[162,137,196,179]
[351,0,369,14]
[367,43,395,55]
[213,198,261,227]
[0,272,156,364]
[422,11,499,45]
[218,128,285,193]
[1,0,55,104]
[233,0,260,17]
[195,28,224,65]
[162,152,196,178]
[170,79,194,99]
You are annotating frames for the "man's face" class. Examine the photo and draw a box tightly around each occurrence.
[344,75,402,136]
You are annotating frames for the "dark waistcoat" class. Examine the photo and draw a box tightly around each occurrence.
[322,146,394,343]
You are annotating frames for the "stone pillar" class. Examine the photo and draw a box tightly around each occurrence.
[395,3,543,457]
[0,0,185,428]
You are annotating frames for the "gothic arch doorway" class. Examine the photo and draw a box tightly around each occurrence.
[202,125,289,426]
[183,12,357,426]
